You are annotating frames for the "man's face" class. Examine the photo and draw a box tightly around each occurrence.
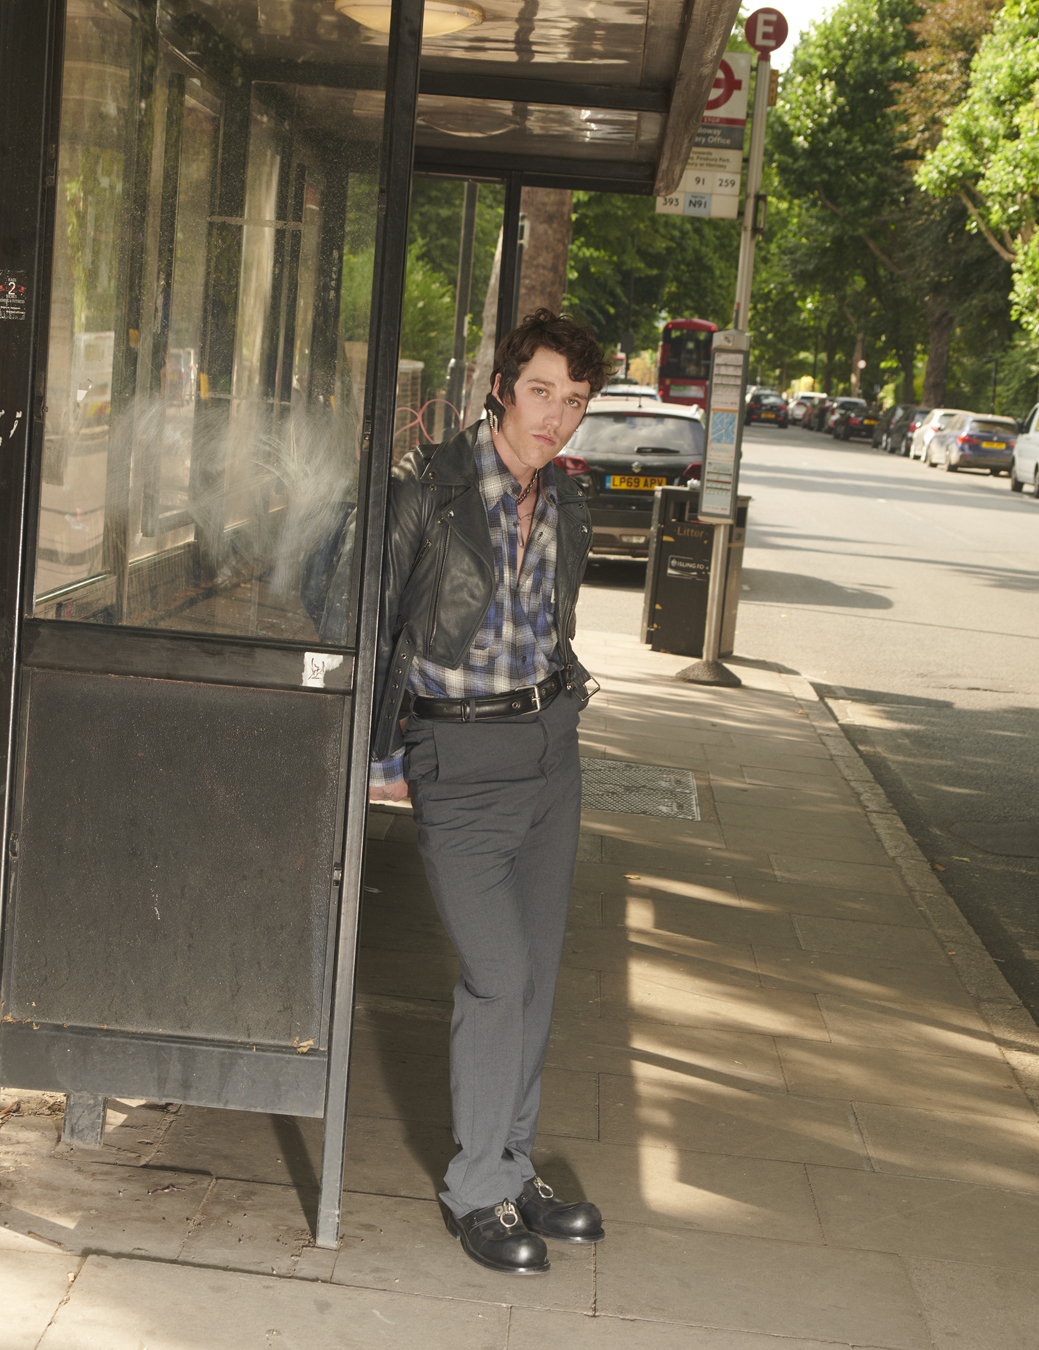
[492,347,591,476]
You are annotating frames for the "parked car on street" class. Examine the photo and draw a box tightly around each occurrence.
[788,391,828,426]
[909,408,968,461]
[806,397,835,431]
[823,397,868,436]
[926,413,1018,472]
[872,404,924,452]
[830,399,878,440]
[747,391,789,426]
[880,405,931,455]
[554,397,704,556]
[1010,403,1039,494]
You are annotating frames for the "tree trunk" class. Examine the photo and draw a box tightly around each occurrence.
[516,187,573,317]
[823,321,837,394]
[465,227,502,425]
[850,332,864,395]
[921,297,953,407]
[900,342,916,404]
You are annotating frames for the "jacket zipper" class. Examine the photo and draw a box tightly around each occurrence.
[429,526,451,646]
[557,502,591,659]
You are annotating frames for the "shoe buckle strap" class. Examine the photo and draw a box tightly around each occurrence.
[533,1176,554,1199]
[495,1200,519,1227]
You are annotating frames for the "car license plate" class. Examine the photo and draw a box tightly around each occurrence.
[982,441,1005,449]
[606,475,666,490]
[864,419,876,425]
[762,412,775,419]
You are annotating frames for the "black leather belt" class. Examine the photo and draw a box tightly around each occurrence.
[412,669,567,722]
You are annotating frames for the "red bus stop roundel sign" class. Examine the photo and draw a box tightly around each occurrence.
[745,8,789,55]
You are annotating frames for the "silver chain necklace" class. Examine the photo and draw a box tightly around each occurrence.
[515,469,539,508]
[516,470,538,549]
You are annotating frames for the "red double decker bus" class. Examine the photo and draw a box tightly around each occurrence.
[657,319,718,410]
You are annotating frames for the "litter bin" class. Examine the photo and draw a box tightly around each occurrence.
[641,486,750,657]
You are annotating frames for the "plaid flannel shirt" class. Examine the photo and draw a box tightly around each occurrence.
[370,421,563,789]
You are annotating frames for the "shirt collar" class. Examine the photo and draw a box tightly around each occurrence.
[474,418,558,510]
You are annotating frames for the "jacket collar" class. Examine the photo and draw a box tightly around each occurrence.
[419,424,482,487]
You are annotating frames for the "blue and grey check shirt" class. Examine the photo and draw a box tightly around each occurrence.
[370,420,563,789]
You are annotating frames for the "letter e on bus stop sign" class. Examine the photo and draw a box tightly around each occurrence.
[745,8,788,55]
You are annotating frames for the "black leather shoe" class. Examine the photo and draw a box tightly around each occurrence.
[516,1176,605,1244]
[443,1199,551,1274]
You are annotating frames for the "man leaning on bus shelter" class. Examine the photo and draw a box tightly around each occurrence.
[368,309,608,1275]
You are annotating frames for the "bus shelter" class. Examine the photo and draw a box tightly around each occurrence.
[0,0,740,1246]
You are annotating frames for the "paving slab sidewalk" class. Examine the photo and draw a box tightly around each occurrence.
[3,630,1039,1349]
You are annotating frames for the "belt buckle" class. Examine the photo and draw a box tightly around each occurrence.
[520,683,541,712]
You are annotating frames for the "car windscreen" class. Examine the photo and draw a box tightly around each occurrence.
[568,413,701,455]
[967,419,1015,435]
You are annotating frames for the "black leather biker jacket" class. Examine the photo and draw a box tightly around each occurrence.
[371,423,593,762]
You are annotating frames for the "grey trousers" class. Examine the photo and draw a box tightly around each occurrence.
[403,688,582,1218]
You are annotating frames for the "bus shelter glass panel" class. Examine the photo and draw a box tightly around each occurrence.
[396,176,505,455]
[34,1,386,647]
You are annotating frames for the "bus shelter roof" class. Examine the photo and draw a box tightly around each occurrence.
[207,0,743,195]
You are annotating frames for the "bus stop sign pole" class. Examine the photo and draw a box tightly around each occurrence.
[677,11,785,689]
[676,329,750,687]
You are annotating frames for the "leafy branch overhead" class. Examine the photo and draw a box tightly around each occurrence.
[758,0,1021,408]
[917,0,1039,335]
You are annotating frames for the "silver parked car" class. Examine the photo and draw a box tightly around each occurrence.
[1011,403,1039,494]
[910,408,969,461]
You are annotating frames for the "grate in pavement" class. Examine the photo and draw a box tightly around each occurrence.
[579,758,699,820]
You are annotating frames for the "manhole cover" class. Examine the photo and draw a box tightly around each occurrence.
[580,759,699,820]
[949,821,1039,858]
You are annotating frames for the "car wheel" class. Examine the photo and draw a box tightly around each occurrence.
[883,433,893,453]
[944,447,957,472]
[989,468,1001,477]
[1033,467,1039,499]
[1011,462,1024,492]
[900,436,911,456]
[841,425,850,441]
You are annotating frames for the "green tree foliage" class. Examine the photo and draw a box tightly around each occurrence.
[399,241,455,401]
[761,0,1014,405]
[897,0,1002,155]
[565,192,740,351]
[405,176,503,392]
[917,0,1039,336]
[764,0,927,396]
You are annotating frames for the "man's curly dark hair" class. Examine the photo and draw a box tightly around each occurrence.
[491,309,611,405]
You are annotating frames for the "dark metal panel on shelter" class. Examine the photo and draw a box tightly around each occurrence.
[1,1022,327,1116]
[7,670,344,1044]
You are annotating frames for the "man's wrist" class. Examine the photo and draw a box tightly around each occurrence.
[369,748,405,791]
